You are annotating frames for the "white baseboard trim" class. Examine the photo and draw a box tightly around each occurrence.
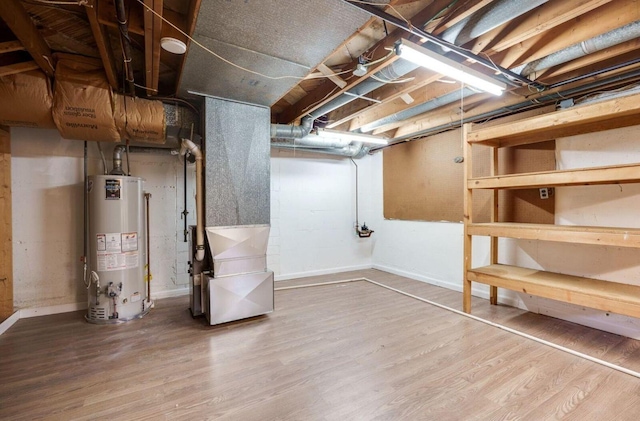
[372,264,521,309]
[0,311,20,335]
[152,287,190,299]
[275,264,372,282]
[20,302,88,319]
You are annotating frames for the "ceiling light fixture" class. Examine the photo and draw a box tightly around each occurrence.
[315,128,388,145]
[161,37,187,55]
[395,39,506,96]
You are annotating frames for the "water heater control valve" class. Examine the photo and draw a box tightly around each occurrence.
[107,282,123,298]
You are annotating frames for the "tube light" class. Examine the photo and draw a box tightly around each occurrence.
[315,128,388,145]
[396,39,506,96]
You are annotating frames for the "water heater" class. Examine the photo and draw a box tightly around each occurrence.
[86,175,151,323]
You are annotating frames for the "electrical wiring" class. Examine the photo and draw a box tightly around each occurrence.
[346,0,413,30]
[370,74,415,84]
[28,0,87,5]
[135,0,357,82]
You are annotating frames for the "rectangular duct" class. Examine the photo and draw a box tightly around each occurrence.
[204,97,270,227]
[198,97,273,325]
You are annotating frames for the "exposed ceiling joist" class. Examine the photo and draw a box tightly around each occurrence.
[85,0,118,89]
[0,61,38,77]
[0,40,24,54]
[471,0,613,55]
[172,0,201,94]
[143,0,163,95]
[277,0,457,124]
[0,0,55,78]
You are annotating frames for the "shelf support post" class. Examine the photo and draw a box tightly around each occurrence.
[490,146,499,305]
[463,123,473,313]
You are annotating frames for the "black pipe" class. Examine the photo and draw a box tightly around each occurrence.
[342,0,546,91]
[83,141,89,289]
[547,57,640,90]
[376,66,640,147]
[115,0,136,95]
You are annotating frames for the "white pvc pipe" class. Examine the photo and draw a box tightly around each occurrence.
[180,139,205,261]
[275,277,640,379]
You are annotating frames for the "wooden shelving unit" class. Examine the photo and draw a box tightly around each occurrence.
[463,92,640,317]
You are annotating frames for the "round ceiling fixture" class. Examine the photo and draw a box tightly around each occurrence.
[161,37,187,55]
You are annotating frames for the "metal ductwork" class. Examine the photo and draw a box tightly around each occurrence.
[308,59,422,119]
[514,20,640,77]
[439,0,549,47]
[270,115,313,139]
[360,88,475,133]
[390,66,640,143]
[272,141,370,159]
[316,0,547,138]
[358,10,640,136]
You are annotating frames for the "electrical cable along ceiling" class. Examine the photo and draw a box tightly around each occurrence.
[178,0,373,106]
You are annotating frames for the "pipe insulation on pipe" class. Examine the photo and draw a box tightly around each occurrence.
[180,139,205,261]
[514,21,640,77]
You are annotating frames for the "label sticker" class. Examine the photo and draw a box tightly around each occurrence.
[96,232,139,271]
[105,179,121,200]
[96,234,106,251]
[121,232,138,252]
[104,233,122,252]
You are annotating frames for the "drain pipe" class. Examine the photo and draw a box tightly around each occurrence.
[514,21,640,77]
[180,139,205,261]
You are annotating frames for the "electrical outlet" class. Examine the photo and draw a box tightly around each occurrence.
[539,187,554,199]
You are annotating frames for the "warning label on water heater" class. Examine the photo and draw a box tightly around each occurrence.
[96,232,139,271]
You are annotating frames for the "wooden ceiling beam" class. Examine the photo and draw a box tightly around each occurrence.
[430,0,495,35]
[475,0,632,70]
[0,61,39,77]
[470,0,613,56]
[143,0,163,95]
[0,41,25,54]
[326,69,442,130]
[85,0,118,89]
[277,0,459,124]
[173,0,202,95]
[0,0,55,78]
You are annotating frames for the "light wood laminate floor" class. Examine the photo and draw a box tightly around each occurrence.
[1,269,640,420]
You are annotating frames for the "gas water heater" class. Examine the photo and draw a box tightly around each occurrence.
[86,174,152,323]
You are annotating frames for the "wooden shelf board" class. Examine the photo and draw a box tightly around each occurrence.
[467,93,640,147]
[468,222,640,248]
[468,163,640,189]
[467,264,640,318]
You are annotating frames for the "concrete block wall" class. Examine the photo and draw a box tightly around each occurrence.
[269,149,375,280]
[11,128,195,312]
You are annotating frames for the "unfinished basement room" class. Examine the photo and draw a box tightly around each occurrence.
[3,0,640,419]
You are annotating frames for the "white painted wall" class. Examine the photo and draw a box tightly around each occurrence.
[10,128,377,311]
[11,128,195,312]
[371,125,640,338]
[269,149,374,280]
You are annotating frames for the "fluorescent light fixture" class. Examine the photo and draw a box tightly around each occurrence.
[396,39,506,96]
[316,128,388,145]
